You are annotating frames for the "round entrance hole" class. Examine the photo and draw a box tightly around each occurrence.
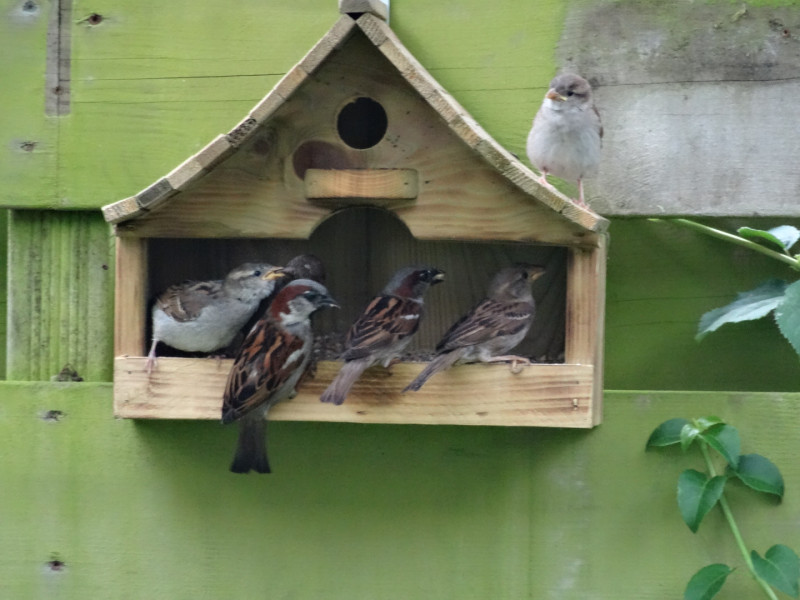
[336,97,388,149]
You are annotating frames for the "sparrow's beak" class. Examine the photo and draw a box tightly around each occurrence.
[320,295,340,310]
[545,90,566,102]
[432,271,446,285]
[263,266,288,281]
[528,266,546,282]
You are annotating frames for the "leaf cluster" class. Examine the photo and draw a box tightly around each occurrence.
[647,417,799,600]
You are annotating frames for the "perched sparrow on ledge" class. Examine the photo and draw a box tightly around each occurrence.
[146,263,287,374]
[320,265,445,406]
[404,264,545,392]
[526,73,602,206]
[222,279,339,474]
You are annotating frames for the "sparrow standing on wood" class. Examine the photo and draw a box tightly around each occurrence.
[404,265,546,392]
[146,263,287,374]
[526,73,602,206]
[320,266,445,406]
[222,279,339,474]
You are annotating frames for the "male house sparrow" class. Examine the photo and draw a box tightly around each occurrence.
[320,266,445,406]
[222,279,339,474]
[146,263,287,374]
[403,265,545,392]
[526,73,602,206]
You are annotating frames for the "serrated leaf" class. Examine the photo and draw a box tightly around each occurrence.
[678,470,727,532]
[738,226,800,252]
[647,418,691,448]
[684,563,734,600]
[733,454,784,499]
[681,423,701,451]
[697,279,788,341]
[775,280,800,359]
[751,545,800,597]
[700,424,741,468]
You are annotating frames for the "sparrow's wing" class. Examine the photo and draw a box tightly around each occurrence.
[221,318,306,423]
[436,299,533,353]
[155,280,223,322]
[593,105,604,139]
[341,295,423,361]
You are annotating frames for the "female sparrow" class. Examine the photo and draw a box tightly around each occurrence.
[320,266,445,406]
[526,73,602,206]
[404,265,545,392]
[222,279,339,474]
[146,263,287,374]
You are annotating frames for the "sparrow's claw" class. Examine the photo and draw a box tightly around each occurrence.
[486,355,531,374]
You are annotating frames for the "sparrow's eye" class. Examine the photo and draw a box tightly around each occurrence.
[303,290,318,300]
[566,90,574,97]
[253,269,263,277]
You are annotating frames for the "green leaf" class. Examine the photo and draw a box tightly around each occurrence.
[738,225,800,252]
[647,418,691,448]
[775,280,800,359]
[732,454,785,499]
[678,470,727,532]
[696,279,788,341]
[684,564,734,600]
[694,416,724,432]
[681,423,701,451]
[700,424,741,468]
[751,545,800,597]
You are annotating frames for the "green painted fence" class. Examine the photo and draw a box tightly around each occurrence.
[2,0,799,598]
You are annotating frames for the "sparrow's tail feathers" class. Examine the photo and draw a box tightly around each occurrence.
[320,360,368,405]
[230,416,271,474]
[403,351,461,393]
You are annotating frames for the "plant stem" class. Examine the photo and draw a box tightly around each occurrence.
[700,444,779,600]
[654,218,800,272]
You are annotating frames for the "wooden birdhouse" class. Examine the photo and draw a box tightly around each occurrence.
[102,7,609,428]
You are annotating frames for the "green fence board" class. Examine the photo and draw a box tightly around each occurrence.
[1,382,797,599]
[6,211,114,381]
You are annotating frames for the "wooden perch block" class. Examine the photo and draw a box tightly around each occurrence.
[305,168,418,205]
[114,357,595,427]
[341,0,389,21]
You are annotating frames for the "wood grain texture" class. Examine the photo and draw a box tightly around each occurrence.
[114,357,594,426]
[6,211,114,381]
[114,237,147,357]
[305,168,418,202]
[558,2,800,216]
[2,381,799,599]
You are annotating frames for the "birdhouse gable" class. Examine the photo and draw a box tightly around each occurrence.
[102,13,607,245]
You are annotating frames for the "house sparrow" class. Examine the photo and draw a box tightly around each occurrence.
[320,266,445,406]
[526,73,602,206]
[146,263,287,374]
[403,265,546,392]
[222,279,339,474]
[284,254,326,284]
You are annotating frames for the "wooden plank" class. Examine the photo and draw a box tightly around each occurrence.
[114,357,594,427]
[305,168,418,202]
[6,211,115,382]
[114,237,147,358]
[565,237,607,424]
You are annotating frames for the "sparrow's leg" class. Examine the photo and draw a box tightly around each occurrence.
[536,171,559,194]
[576,179,587,207]
[485,355,531,374]
[145,339,159,375]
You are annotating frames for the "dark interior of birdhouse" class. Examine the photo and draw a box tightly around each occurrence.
[146,206,567,365]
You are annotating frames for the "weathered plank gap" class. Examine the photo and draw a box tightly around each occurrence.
[45,0,72,116]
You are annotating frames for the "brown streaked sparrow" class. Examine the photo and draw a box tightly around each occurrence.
[222,279,339,474]
[146,263,287,374]
[320,266,445,406]
[526,73,602,206]
[403,264,546,392]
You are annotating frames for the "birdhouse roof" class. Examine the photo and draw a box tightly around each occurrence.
[102,13,608,241]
